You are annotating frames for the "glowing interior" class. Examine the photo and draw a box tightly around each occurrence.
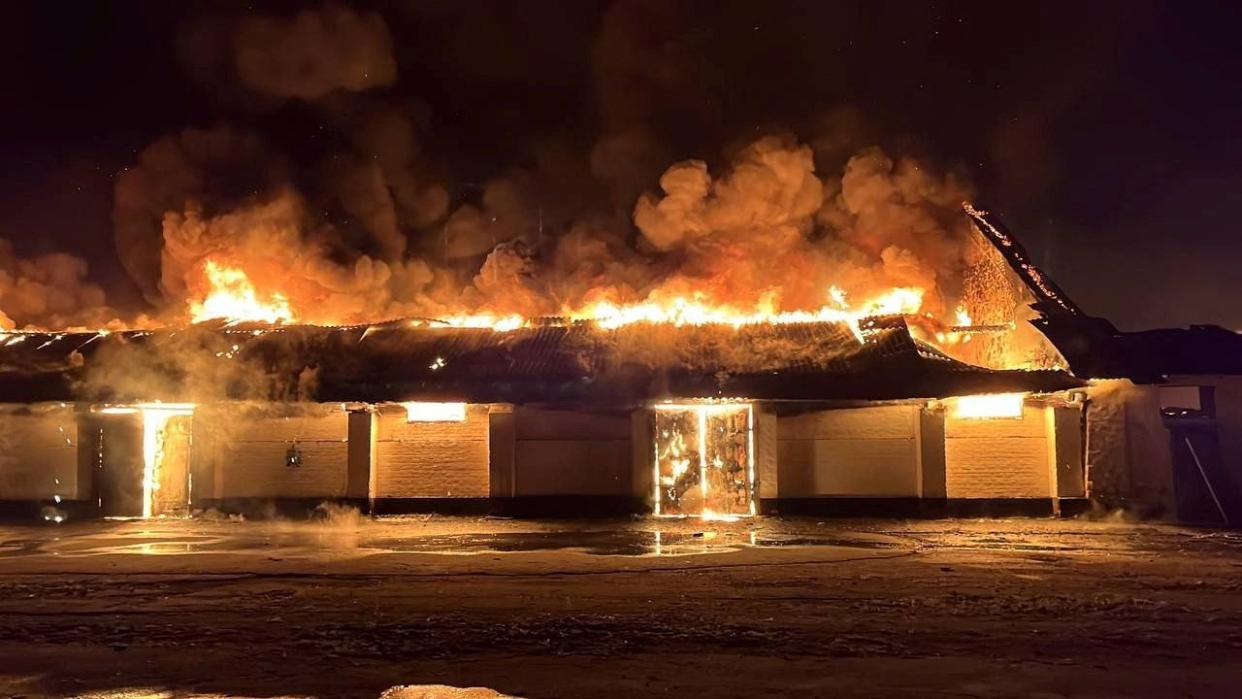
[139,404,196,519]
[951,393,1026,420]
[403,402,467,422]
[652,403,755,519]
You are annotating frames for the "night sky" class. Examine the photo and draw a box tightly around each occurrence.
[1,0,1240,331]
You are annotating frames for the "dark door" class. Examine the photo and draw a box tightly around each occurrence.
[91,414,145,518]
[1168,424,1242,526]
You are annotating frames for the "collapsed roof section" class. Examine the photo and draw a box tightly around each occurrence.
[0,317,1079,407]
[964,204,1242,381]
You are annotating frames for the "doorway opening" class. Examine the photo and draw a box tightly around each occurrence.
[93,404,195,518]
[652,403,755,519]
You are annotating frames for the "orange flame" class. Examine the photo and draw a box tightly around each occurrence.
[188,260,295,325]
[566,286,925,342]
[407,286,929,342]
[183,260,953,349]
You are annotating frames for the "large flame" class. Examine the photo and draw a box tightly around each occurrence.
[413,285,930,343]
[568,286,924,338]
[181,258,981,353]
[188,260,295,325]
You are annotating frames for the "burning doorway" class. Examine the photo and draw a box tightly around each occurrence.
[92,405,195,518]
[147,410,193,518]
[653,403,755,518]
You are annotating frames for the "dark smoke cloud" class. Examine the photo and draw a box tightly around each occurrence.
[233,3,397,101]
[315,99,450,260]
[589,0,715,208]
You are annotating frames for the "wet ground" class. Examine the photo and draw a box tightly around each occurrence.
[1,514,1240,697]
[0,516,909,559]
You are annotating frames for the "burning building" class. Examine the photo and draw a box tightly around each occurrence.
[0,204,1235,523]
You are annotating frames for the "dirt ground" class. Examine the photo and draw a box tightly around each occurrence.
[0,513,1240,698]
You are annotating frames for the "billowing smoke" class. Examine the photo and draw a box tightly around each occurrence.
[615,136,973,316]
[110,127,977,328]
[10,1,990,340]
[0,240,115,330]
[159,189,440,325]
[113,124,288,306]
[318,101,450,259]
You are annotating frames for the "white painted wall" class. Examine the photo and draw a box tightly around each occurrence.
[512,407,632,496]
[776,405,920,497]
[372,404,491,498]
[945,404,1051,499]
[0,405,79,500]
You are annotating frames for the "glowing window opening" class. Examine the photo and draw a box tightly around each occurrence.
[951,393,1025,420]
[403,402,467,422]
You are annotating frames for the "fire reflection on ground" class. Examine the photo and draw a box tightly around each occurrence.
[2,515,1233,564]
[0,516,912,559]
[63,684,515,698]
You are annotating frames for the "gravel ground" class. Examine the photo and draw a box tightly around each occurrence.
[0,514,1239,698]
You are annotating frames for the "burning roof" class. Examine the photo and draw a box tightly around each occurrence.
[0,317,1079,407]
[0,204,1104,405]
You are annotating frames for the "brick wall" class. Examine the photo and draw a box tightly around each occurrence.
[0,405,79,500]
[372,404,490,498]
[945,404,1051,499]
[205,404,351,498]
[776,405,920,497]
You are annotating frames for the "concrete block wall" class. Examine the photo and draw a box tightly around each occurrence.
[776,405,921,497]
[372,404,491,498]
[0,404,80,500]
[202,404,351,499]
[511,407,633,496]
[944,404,1052,499]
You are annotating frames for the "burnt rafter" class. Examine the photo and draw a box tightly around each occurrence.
[962,203,1084,317]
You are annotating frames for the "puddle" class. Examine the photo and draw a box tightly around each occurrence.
[382,685,518,698]
[1,528,903,558]
[365,530,900,556]
[67,685,515,699]
[0,539,45,557]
